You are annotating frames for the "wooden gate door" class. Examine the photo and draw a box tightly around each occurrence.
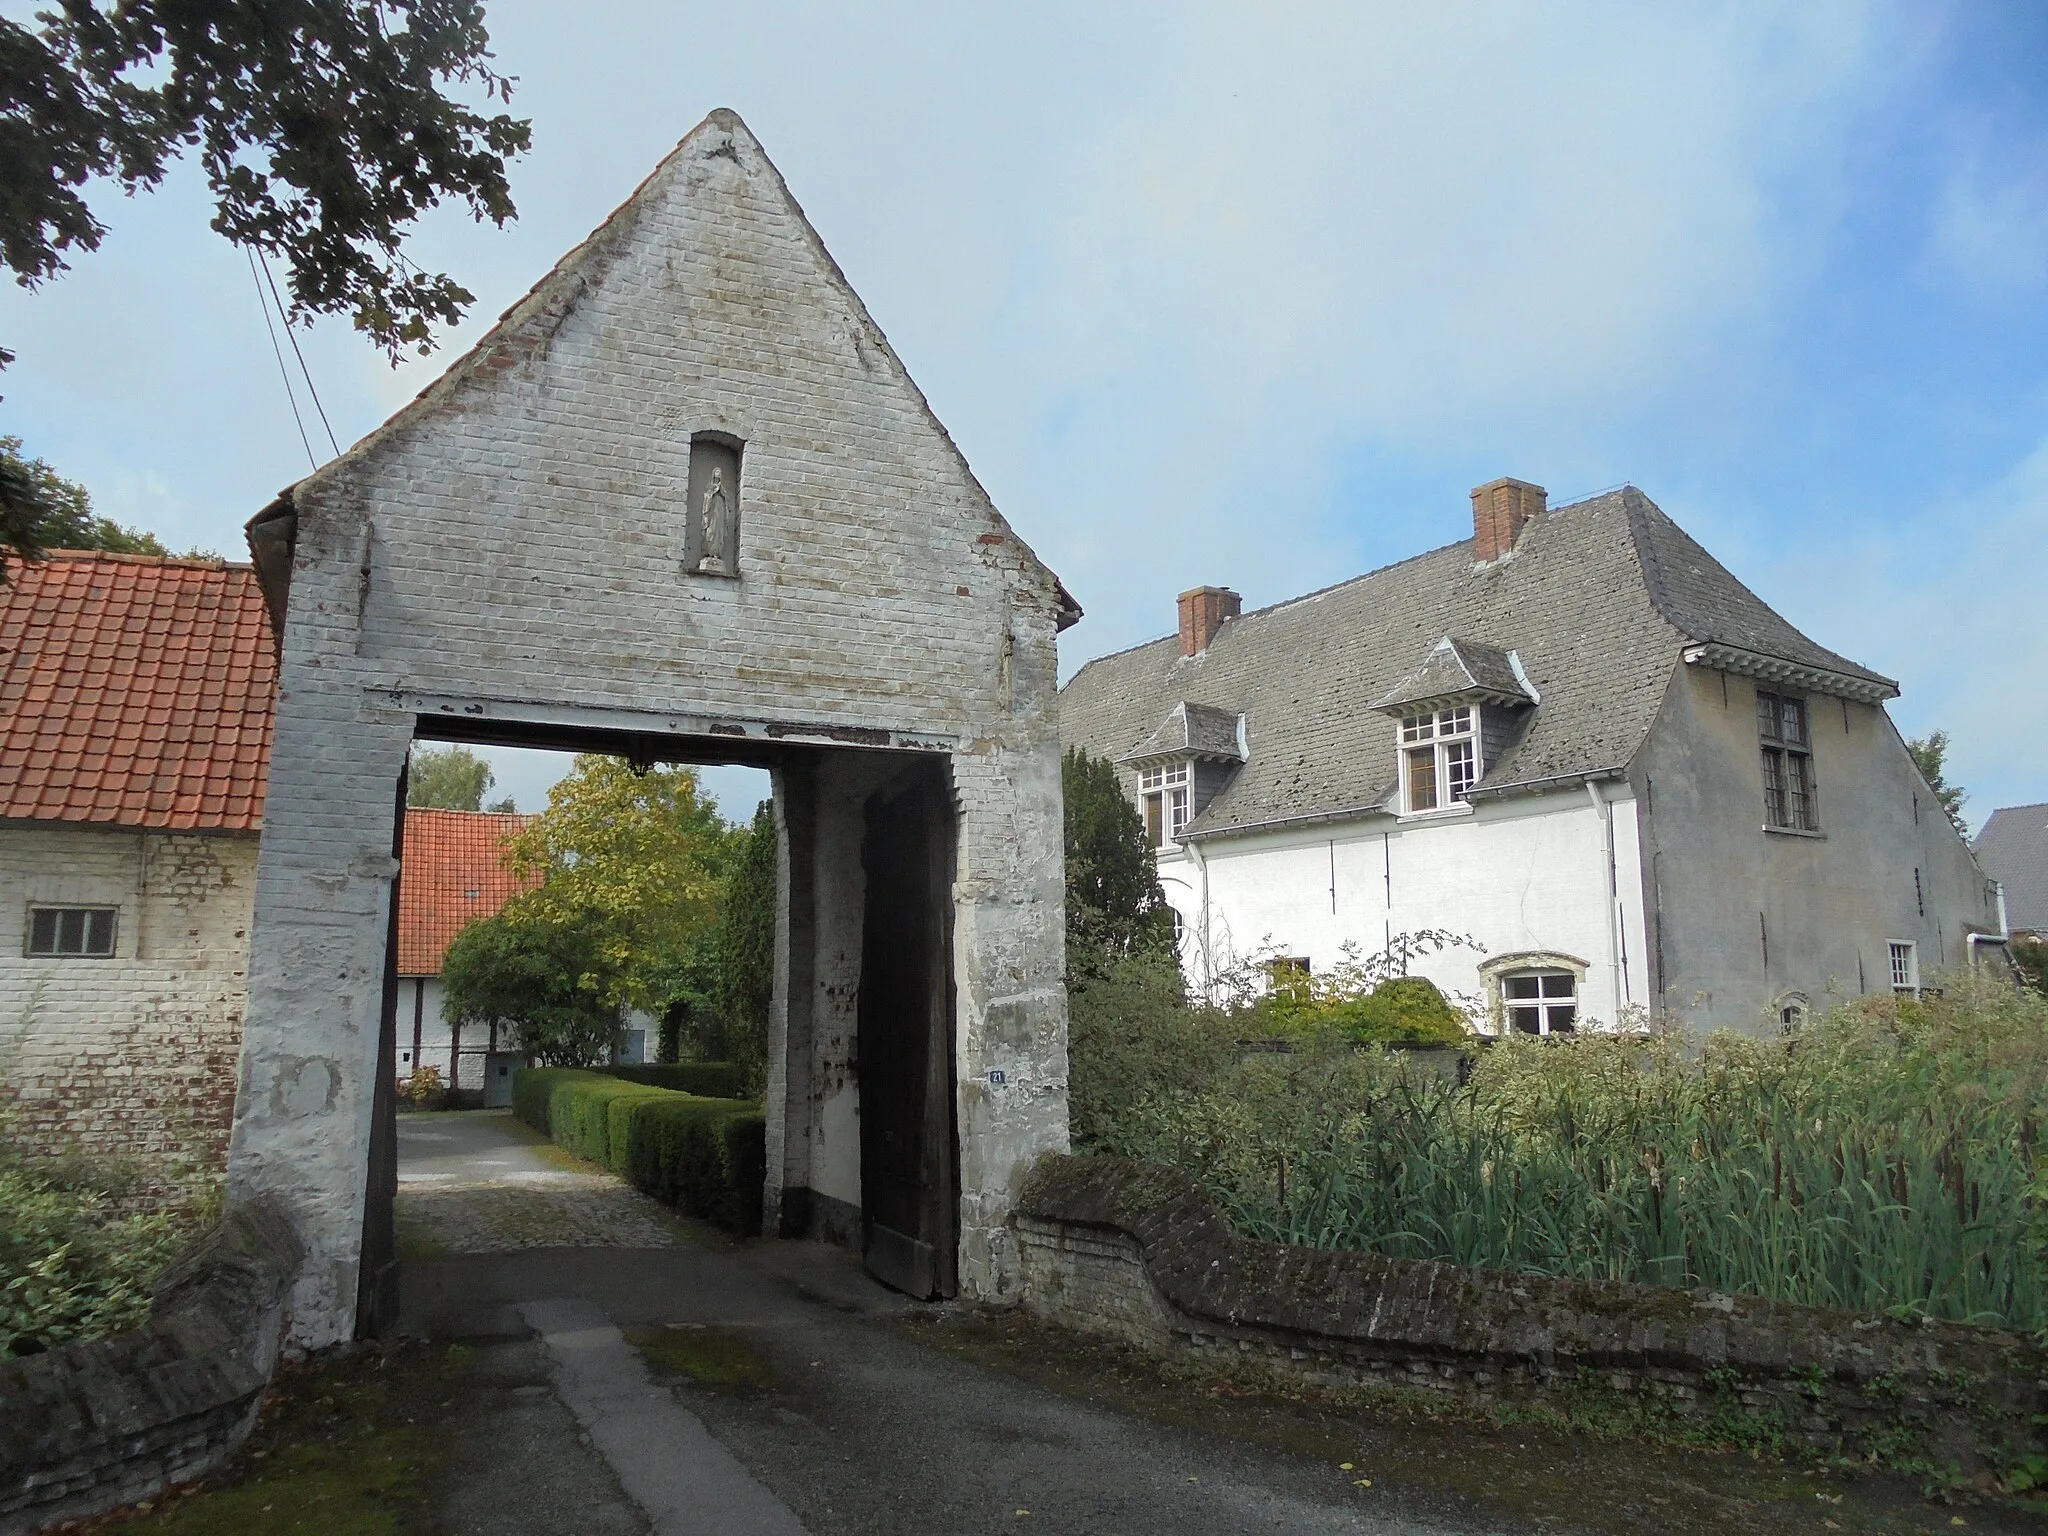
[857,765,958,1299]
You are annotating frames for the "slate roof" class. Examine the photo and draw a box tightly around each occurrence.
[0,552,275,832]
[1975,804,2048,934]
[1060,487,1892,840]
[396,808,537,976]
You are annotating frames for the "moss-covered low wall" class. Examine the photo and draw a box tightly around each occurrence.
[1015,1155,2048,1480]
[511,1068,764,1237]
[0,1198,303,1535]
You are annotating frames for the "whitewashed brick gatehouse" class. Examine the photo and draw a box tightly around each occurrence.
[232,110,1078,1347]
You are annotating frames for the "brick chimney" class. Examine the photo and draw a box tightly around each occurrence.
[1471,477,1547,563]
[1178,586,1241,656]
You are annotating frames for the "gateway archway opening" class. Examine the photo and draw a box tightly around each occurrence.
[361,716,962,1334]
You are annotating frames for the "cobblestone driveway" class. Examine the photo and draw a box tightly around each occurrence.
[395,1109,685,1254]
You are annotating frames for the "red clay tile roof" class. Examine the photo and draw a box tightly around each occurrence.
[0,551,276,832]
[397,808,539,976]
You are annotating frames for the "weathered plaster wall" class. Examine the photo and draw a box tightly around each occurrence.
[234,111,1069,1345]
[1162,784,1646,1028]
[0,826,257,1179]
[1634,666,1999,1032]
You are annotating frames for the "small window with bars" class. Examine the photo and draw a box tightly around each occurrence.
[1888,940,1918,997]
[1503,969,1577,1034]
[1139,761,1192,847]
[1757,689,1818,830]
[27,907,118,958]
[1400,706,1479,813]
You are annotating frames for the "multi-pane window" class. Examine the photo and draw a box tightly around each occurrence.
[1139,762,1191,847]
[1503,970,1577,1034]
[27,907,117,958]
[1888,941,1918,997]
[1757,690,1817,830]
[1400,706,1478,813]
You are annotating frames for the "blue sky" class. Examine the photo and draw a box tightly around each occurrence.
[2,2,2044,825]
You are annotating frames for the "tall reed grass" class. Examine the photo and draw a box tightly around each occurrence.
[1076,970,2048,1330]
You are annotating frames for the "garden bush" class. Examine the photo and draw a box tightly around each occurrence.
[0,1136,211,1356]
[1070,964,2048,1330]
[511,1067,764,1237]
[599,1062,747,1099]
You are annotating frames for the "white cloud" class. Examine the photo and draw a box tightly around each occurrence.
[1726,438,2048,827]
[1927,148,2048,298]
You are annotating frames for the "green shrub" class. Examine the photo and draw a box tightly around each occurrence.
[1332,976,1469,1046]
[600,1063,747,1098]
[509,1067,765,1238]
[624,1097,765,1235]
[0,1142,206,1357]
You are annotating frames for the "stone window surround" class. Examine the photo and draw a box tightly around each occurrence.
[1775,990,1811,1028]
[1478,949,1590,1035]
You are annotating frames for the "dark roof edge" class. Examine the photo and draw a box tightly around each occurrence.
[1184,765,1631,843]
[1466,766,1628,803]
[1681,643,1899,703]
[245,492,297,646]
[0,815,261,838]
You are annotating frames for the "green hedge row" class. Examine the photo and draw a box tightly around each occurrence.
[511,1068,765,1238]
[597,1062,748,1099]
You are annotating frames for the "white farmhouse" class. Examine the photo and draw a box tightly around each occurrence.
[1060,480,2003,1035]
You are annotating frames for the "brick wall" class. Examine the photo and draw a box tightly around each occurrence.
[235,109,1071,1344]
[0,826,257,1183]
[1016,1156,2048,1475]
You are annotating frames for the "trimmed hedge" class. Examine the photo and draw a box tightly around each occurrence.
[510,1068,765,1237]
[598,1062,748,1099]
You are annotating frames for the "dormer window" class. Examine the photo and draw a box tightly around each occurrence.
[1372,636,1536,818]
[1400,707,1477,813]
[1140,761,1192,846]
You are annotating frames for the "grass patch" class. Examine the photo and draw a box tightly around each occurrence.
[626,1322,770,1390]
[81,1339,470,1534]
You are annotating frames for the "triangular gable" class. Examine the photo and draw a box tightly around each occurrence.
[248,108,1076,637]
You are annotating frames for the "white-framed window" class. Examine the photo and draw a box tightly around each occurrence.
[1139,761,1191,847]
[27,906,117,958]
[1777,993,1809,1029]
[1757,690,1818,831]
[1400,706,1478,813]
[1503,969,1576,1034]
[1888,940,1919,997]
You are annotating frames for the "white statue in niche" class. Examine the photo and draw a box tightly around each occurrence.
[696,464,736,576]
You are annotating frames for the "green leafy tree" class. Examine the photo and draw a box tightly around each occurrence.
[504,756,731,1013]
[714,800,778,1092]
[0,0,529,366]
[438,906,619,1067]
[1062,748,1174,973]
[407,743,496,812]
[0,436,168,583]
[1905,730,1968,835]
[1,0,532,575]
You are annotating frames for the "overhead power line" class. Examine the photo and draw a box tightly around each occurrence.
[257,247,341,459]
[248,245,316,471]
